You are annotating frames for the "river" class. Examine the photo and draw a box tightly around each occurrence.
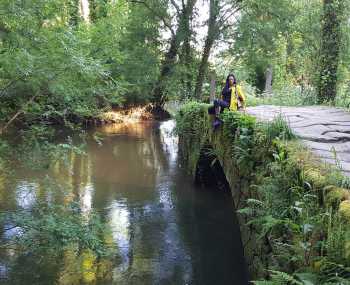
[0,120,248,285]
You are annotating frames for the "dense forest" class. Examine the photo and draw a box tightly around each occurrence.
[1,0,350,130]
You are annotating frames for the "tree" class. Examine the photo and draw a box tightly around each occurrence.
[225,0,321,94]
[317,0,345,103]
[194,0,242,99]
[150,0,197,107]
[0,0,122,127]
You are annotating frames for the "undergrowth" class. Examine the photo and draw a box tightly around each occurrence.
[176,102,350,284]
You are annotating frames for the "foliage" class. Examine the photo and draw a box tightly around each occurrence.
[176,102,350,284]
[253,270,303,285]
[218,0,350,106]
[175,101,210,140]
[0,200,112,257]
[0,0,163,127]
[263,114,295,141]
[175,101,210,173]
[220,110,257,176]
[317,0,346,102]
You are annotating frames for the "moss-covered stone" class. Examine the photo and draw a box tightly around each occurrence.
[345,240,350,260]
[304,168,327,189]
[325,186,350,208]
[339,200,350,224]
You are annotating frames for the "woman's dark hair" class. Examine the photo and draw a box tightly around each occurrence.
[224,73,236,90]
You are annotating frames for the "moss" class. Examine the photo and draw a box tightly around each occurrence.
[304,168,327,189]
[339,200,350,224]
[312,260,323,273]
[345,240,350,260]
[325,186,350,208]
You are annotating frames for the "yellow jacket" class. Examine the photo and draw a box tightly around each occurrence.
[229,85,246,111]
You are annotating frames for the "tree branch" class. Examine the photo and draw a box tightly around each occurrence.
[170,0,181,16]
[0,93,39,135]
[129,0,176,36]
[217,5,243,28]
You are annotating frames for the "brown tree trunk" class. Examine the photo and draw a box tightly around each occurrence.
[209,72,216,103]
[152,0,197,107]
[181,18,194,99]
[68,0,80,26]
[152,36,179,107]
[194,37,215,99]
[194,0,219,99]
[193,0,241,99]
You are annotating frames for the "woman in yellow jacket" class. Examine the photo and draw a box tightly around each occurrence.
[212,73,246,129]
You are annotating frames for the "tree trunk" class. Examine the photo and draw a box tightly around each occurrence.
[317,0,344,103]
[181,17,194,99]
[264,65,273,95]
[209,72,216,103]
[194,0,219,99]
[79,0,90,22]
[68,0,80,26]
[88,0,108,22]
[152,0,197,107]
[194,37,215,99]
[152,36,179,107]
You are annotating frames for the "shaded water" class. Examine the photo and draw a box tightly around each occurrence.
[0,120,248,284]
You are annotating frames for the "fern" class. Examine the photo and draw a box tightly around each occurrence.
[253,270,303,285]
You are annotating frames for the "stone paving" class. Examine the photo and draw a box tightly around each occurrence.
[247,105,350,176]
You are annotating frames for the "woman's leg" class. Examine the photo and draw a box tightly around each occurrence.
[212,100,229,129]
[214,99,229,115]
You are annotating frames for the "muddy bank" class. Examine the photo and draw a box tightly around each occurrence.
[1,104,172,134]
[94,104,171,125]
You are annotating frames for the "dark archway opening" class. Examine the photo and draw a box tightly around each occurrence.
[192,144,250,284]
[195,145,231,194]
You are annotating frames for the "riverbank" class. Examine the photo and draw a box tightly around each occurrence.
[0,104,171,135]
[97,104,171,125]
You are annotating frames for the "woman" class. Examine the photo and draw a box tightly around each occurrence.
[211,73,246,129]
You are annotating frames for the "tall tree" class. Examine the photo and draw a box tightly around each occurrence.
[151,0,197,107]
[317,0,344,103]
[194,0,242,99]
[89,0,108,22]
[228,0,319,93]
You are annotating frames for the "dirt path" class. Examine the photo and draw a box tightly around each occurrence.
[247,105,350,176]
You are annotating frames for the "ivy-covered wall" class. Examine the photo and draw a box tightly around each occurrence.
[175,102,350,284]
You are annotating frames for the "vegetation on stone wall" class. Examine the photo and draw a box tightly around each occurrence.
[176,102,350,284]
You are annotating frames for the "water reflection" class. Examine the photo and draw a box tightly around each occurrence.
[15,181,37,209]
[0,120,248,284]
[80,183,93,217]
[108,200,130,272]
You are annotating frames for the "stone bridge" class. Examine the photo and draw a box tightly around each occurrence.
[177,103,350,280]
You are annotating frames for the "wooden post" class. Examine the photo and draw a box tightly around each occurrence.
[264,65,273,96]
[210,72,216,103]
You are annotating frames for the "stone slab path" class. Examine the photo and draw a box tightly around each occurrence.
[247,105,350,176]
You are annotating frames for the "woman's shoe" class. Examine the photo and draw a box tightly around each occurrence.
[212,118,222,130]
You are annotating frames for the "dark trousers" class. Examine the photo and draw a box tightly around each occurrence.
[214,99,229,109]
[208,99,229,115]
